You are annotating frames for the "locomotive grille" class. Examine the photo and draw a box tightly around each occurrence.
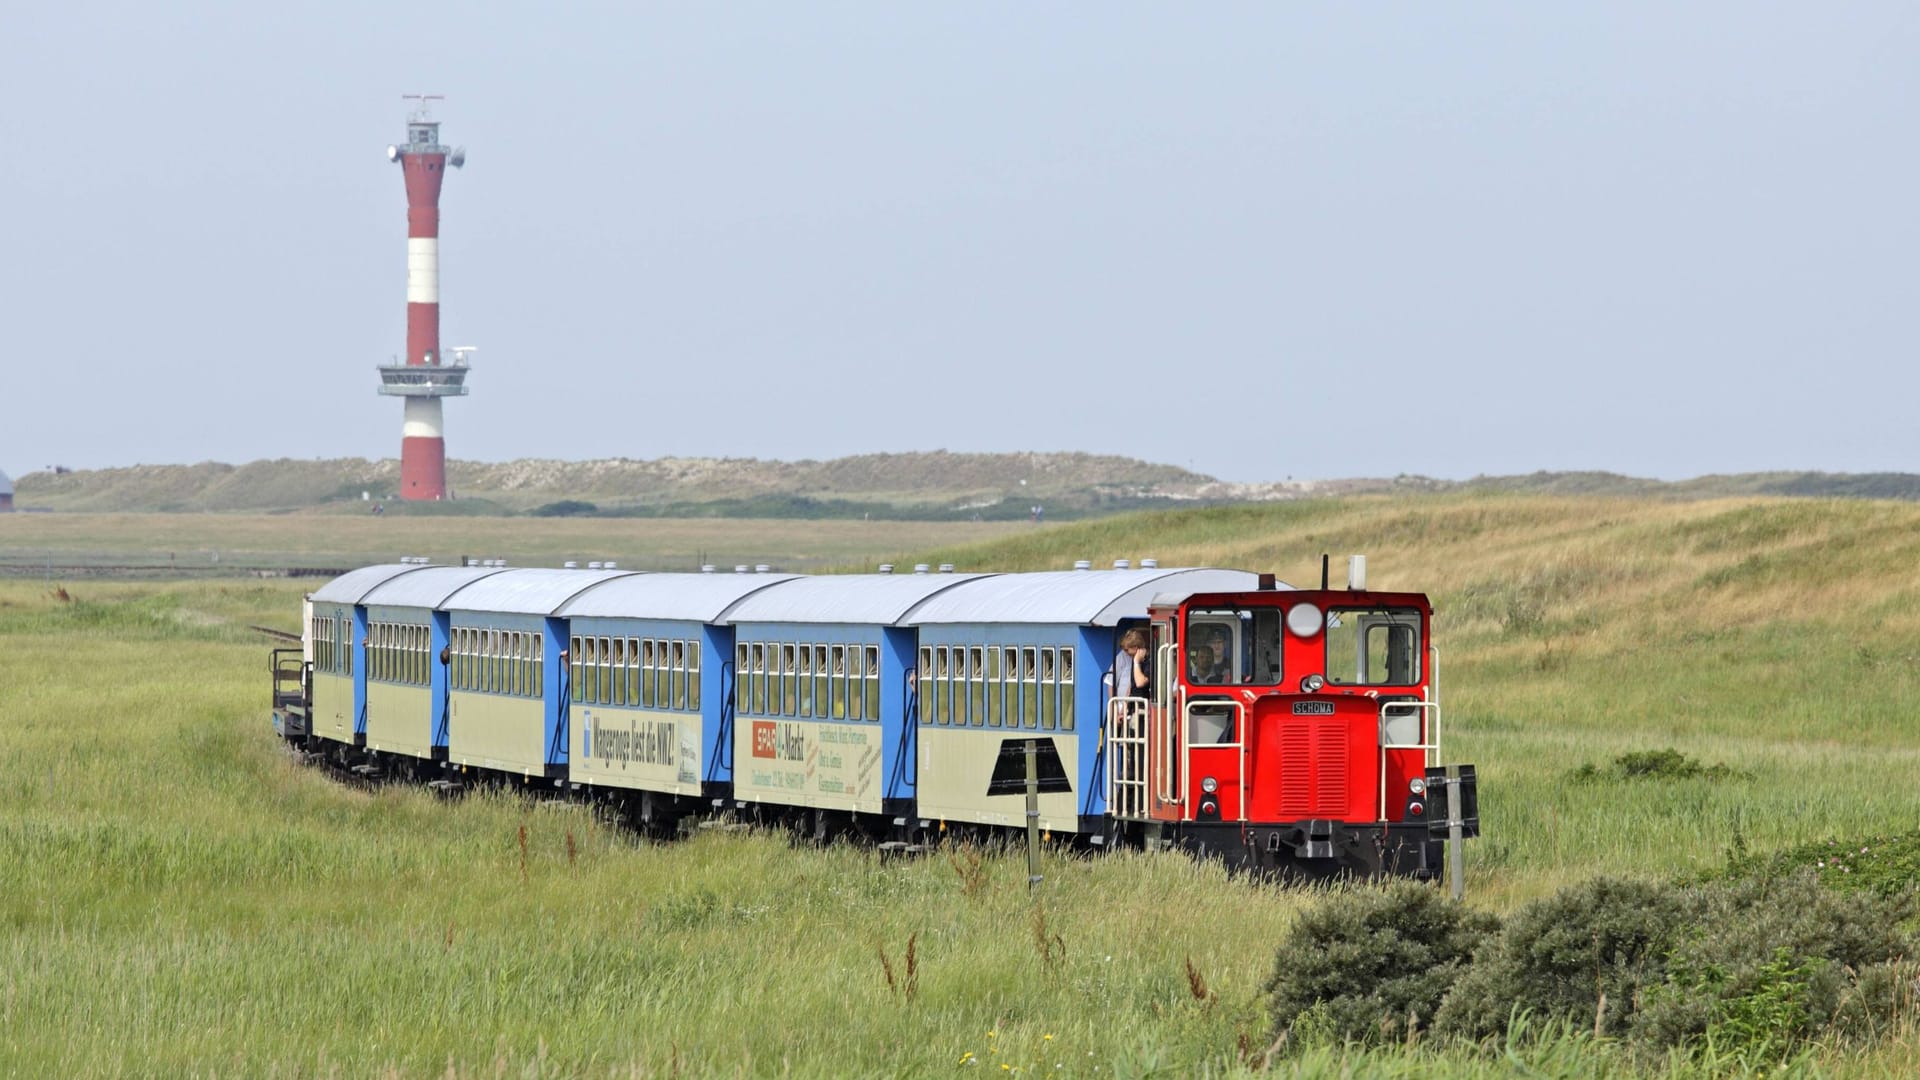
[1276,719,1349,817]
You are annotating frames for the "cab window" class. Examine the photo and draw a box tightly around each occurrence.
[1183,608,1283,685]
[1325,608,1422,685]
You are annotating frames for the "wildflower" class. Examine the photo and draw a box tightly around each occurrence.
[1043,1035,1054,1042]
[960,1052,976,1066]
[1817,861,1825,869]
[1862,846,1870,854]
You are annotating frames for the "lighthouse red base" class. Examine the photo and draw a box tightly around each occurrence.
[400,437,447,500]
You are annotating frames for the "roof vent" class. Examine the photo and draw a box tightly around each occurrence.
[914,564,930,574]
[1113,559,1131,571]
[700,564,716,574]
[563,561,579,569]
[755,564,771,574]
[878,564,894,575]
[938,563,955,573]
[735,565,750,574]
[587,561,603,570]
[1073,560,1092,571]
[1140,558,1159,569]
[604,561,617,570]
[1347,554,1367,591]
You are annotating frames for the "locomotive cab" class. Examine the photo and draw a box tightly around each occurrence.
[1105,581,1474,878]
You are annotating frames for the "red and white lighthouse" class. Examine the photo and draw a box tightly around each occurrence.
[377,95,470,501]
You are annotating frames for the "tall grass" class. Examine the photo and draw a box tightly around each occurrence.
[6,494,1920,1073]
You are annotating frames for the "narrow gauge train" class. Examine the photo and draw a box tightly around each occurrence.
[269,559,1477,877]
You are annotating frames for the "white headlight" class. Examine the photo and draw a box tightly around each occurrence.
[1409,778,1427,796]
[1286,602,1324,638]
[1301,674,1325,693]
[1201,776,1218,794]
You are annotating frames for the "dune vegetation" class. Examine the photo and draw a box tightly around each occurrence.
[3,493,1919,1075]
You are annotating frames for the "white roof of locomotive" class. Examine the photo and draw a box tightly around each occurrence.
[309,563,431,604]
[361,565,511,609]
[723,572,994,626]
[558,571,800,622]
[905,568,1265,626]
[442,567,640,615]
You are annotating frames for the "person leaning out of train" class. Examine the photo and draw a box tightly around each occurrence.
[1119,627,1153,699]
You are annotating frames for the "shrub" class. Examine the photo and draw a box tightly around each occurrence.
[1433,877,1689,1042]
[1264,883,1498,1049]
[1631,872,1917,1059]
[1566,748,1747,784]
[531,499,600,517]
[1715,830,1920,898]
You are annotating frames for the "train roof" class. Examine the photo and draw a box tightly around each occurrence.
[309,563,430,604]
[557,571,800,622]
[723,572,993,626]
[441,567,639,615]
[360,565,511,609]
[907,568,1265,626]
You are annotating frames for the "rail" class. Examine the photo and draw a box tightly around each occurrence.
[1376,647,1442,820]
[1104,695,1149,820]
[1181,698,1247,821]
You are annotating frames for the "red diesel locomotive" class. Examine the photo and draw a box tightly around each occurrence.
[1100,559,1476,878]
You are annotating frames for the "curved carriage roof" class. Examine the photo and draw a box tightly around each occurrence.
[361,565,512,609]
[557,572,800,623]
[309,563,430,604]
[441,567,640,615]
[904,568,1266,626]
[723,572,994,626]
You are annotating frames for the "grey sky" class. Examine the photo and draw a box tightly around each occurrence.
[3,2,1915,484]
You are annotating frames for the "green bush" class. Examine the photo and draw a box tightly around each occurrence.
[1264,883,1498,1049]
[1632,872,1917,1059]
[1716,830,1920,898]
[1433,877,1688,1042]
[1566,748,1747,784]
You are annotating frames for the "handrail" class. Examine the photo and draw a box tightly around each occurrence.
[1104,695,1150,820]
[1181,697,1247,821]
[1377,698,1440,819]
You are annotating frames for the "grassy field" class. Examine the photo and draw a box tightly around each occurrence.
[0,513,1026,578]
[4,495,1920,1075]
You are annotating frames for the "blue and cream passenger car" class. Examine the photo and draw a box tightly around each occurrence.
[357,565,507,765]
[720,573,988,828]
[438,568,633,779]
[306,564,428,751]
[553,572,796,823]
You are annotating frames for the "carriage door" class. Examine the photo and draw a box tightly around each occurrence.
[1183,613,1248,822]
[1147,618,1185,818]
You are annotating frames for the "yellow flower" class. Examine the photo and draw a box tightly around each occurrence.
[1042,1034,1054,1042]
[959,1052,975,1065]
